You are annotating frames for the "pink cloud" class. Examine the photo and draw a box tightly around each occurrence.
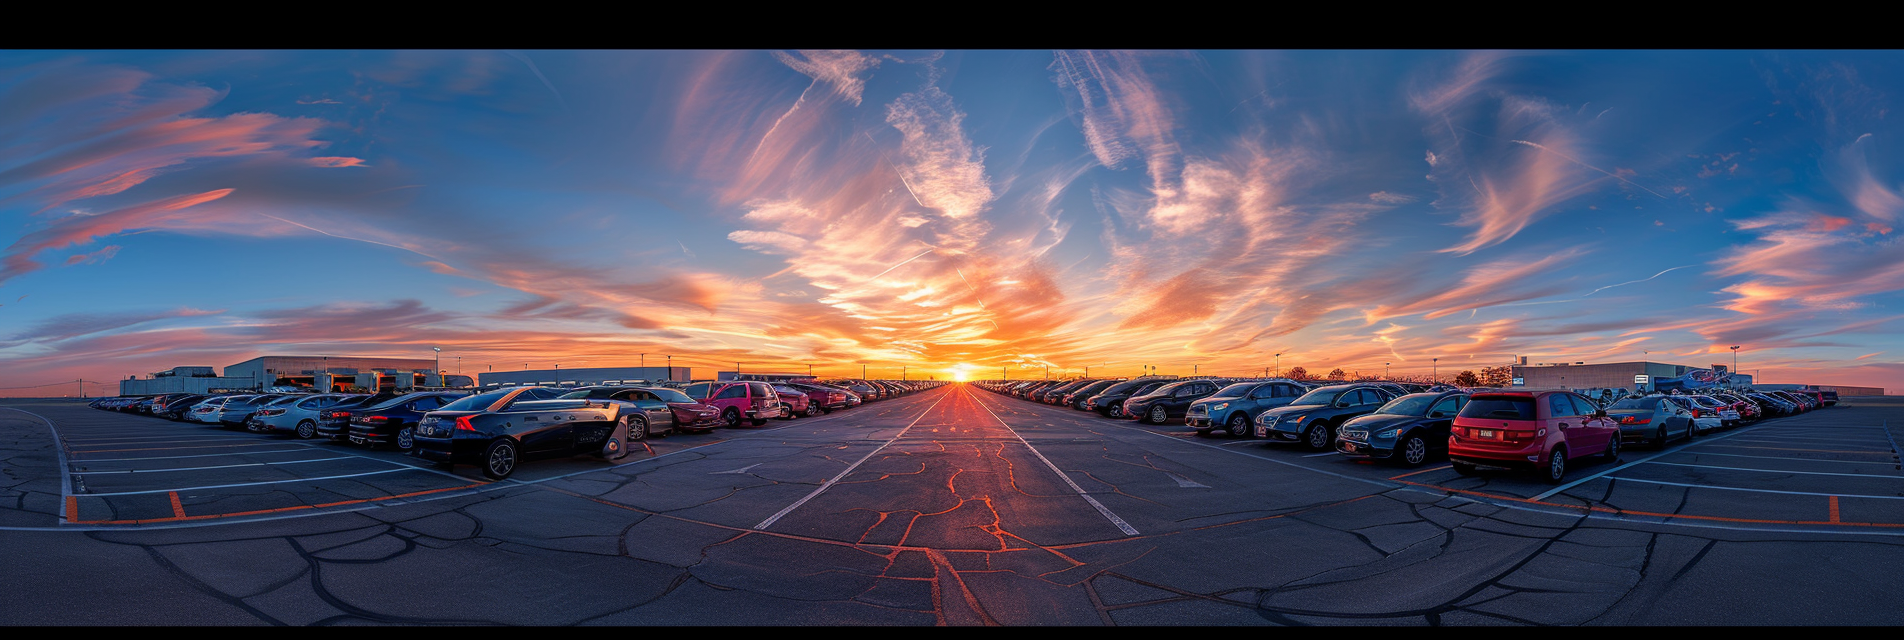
[308,156,366,168]
[62,244,119,265]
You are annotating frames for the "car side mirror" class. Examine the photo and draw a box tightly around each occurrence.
[1593,409,1608,418]
[1428,411,1446,418]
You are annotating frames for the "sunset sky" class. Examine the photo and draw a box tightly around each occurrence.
[3,50,1902,395]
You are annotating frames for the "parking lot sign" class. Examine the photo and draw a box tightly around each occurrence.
[1635,374,1650,384]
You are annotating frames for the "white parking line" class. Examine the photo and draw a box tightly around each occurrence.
[753,389,952,531]
[74,456,363,475]
[1603,476,1904,500]
[1671,450,1901,466]
[1639,460,1904,479]
[965,386,1139,537]
[81,468,417,496]
[67,438,262,449]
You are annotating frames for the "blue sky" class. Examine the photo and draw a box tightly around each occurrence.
[3,50,1901,394]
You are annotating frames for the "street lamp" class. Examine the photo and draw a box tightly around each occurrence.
[1432,357,1438,383]
[1730,345,1741,388]
[432,347,441,386]
[1275,353,1281,378]
[1385,362,1390,378]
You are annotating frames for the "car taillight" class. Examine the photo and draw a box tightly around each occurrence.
[364,416,389,424]
[455,416,476,432]
[1451,426,1469,437]
[1618,416,1651,425]
[1503,430,1540,443]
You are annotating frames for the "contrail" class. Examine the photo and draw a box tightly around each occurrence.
[257,213,438,260]
[1512,139,1667,199]
[1584,264,1692,297]
[955,267,987,310]
[504,51,568,112]
[866,247,936,282]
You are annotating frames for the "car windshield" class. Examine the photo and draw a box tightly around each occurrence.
[1375,394,1439,416]
[441,390,513,411]
[646,388,694,403]
[1211,383,1255,399]
[1289,387,1343,406]
[1608,397,1655,411]
[363,393,427,411]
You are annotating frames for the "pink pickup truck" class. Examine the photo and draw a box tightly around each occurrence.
[680,381,787,427]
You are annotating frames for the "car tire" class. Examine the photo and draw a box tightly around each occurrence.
[1226,413,1250,438]
[396,427,415,452]
[481,439,519,480]
[722,408,741,428]
[296,420,317,440]
[625,416,647,442]
[1602,435,1620,461]
[1452,460,1478,476]
[1545,447,1568,485]
[1147,406,1167,425]
[1652,426,1666,448]
[1684,419,1697,441]
[807,405,824,418]
[1399,433,1429,466]
[1305,421,1334,451]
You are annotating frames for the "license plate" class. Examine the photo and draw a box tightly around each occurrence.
[1255,426,1267,437]
[1477,429,1496,439]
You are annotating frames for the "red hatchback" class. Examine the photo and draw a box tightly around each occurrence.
[1448,391,1620,484]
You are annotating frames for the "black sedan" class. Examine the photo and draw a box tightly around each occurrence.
[411,386,635,479]
[340,391,472,451]
[1335,391,1470,466]
[1124,379,1229,425]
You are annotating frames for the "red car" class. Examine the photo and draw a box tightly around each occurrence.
[772,385,813,419]
[680,381,787,427]
[1449,391,1620,484]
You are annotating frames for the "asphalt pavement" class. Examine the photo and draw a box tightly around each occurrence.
[2,388,1900,625]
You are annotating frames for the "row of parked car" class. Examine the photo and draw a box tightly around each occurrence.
[87,378,944,479]
[976,376,1835,484]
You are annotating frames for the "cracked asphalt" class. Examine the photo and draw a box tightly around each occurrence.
[3,386,1902,625]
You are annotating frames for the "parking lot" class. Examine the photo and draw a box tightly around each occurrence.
[4,389,1903,625]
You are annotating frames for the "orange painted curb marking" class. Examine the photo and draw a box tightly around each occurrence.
[70,482,487,525]
[1830,496,1841,524]
[169,492,185,518]
[65,496,77,522]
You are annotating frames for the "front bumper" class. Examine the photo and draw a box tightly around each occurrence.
[1334,429,1397,458]
[1254,415,1306,441]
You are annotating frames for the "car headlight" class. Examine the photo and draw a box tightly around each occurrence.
[1288,415,1306,423]
[1211,403,1229,412]
[1377,429,1400,439]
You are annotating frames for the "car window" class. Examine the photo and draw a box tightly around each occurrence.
[682,383,710,399]
[1547,394,1577,417]
[1361,390,1386,405]
[1249,385,1277,399]
[410,396,444,411]
[1462,396,1535,420]
[750,383,773,397]
[716,385,746,400]
[1428,397,1460,417]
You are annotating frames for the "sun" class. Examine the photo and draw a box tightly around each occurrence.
[951,363,973,382]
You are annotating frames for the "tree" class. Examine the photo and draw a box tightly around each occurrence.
[1453,370,1481,387]
[1478,365,1514,388]
[1327,368,1346,380]
[1287,366,1310,380]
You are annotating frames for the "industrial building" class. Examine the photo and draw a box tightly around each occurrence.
[120,356,472,396]
[479,366,691,388]
[1510,360,1753,394]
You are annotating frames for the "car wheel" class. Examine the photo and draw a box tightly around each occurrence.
[1545,447,1568,485]
[722,408,741,428]
[1400,433,1428,466]
[1602,435,1620,461]
[1452,460,1478,476]
[1305,421,1334,451]
[396,427,415,452]
[807,405,824,418]
[1226,413,1250,438]
[625,416,648,442]
[296,420,317,440]
[1652,426,1666,448]
[1684,419,1698,441]
[1147,406,1167,425]
[481,439,519,480]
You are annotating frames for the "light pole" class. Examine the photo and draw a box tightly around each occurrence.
[641,353,646,369]
[1730,345,1741,388]
[1385,362,1390,378]
[666,354,673,381]
[902,366,907,381]
[432,347,441,386]
[1432,357,1438,383]
[1275,353,1281,378]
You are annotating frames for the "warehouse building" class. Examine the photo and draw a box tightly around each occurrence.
[121,356,470,395]
[479,366,691,388]
[1510,360,1753,394]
